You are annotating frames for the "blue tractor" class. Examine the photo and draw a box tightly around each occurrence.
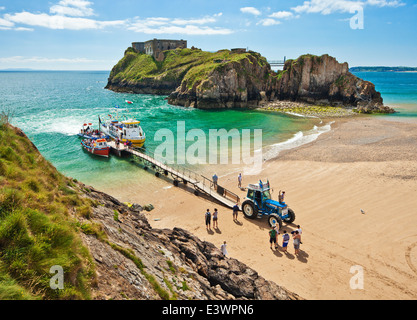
[241,180,295,229]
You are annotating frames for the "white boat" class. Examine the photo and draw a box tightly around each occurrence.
[99,116,146,148]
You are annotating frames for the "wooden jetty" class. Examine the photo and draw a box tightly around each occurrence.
[108,141,240,209]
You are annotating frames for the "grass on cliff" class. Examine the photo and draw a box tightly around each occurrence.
[0,121,96,300]
[109,47,270,90]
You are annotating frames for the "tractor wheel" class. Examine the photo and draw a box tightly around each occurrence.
[242,200,258,219]
[268,214,283,229]
[283,208,296,224]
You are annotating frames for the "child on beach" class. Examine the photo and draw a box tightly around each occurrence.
[205,209,211,230]
[282,230,290,253]
[213,208,218,229]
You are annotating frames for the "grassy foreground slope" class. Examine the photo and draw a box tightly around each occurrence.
[0,120,96,299]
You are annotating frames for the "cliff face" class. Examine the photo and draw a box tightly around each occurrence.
[106,48,394,113]
[168,51,275,109]
[276,54,394,113]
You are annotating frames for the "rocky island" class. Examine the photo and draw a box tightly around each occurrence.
[106,45,394,114]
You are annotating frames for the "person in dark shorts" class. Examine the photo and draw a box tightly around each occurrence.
[269,227,278,249]
[232,203,239,221]
[205,209,211,230]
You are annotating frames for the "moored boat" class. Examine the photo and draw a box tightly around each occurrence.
[81,138,110,157]
[78,123,109,140]
[99,116,146,148]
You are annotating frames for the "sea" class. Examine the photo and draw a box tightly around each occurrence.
[1,70,416,190]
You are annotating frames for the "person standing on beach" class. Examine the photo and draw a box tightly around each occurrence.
[232,203,239,221]
[269,227,278,249]
[293,230,301,255]
[282,230,290,253]
[297,225,303,244]
[238,173,242,189]
[205,209,211,230]
[220,241,227,256]
[213,208,219,229]
[273,224,280,249]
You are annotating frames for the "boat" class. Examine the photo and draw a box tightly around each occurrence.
[99,115,146,148]
[77,123,109,140]
[125,100,133,104]
[81,138,110,157]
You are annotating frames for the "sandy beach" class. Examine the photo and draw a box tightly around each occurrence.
[104,115,417,300]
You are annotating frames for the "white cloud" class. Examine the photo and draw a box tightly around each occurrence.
[128,13,232,35]
[240,7,262,16]
[269,11,294,19]
[4,11,126,30]
[1,2,229,35]
[292,0,405,15]
[50,0,94,16]
[257,18,281,26]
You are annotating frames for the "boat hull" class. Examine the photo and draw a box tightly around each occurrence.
[81,141,110,157]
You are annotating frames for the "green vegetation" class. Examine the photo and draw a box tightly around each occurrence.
[0,123,96,299]
[109,47,268,90]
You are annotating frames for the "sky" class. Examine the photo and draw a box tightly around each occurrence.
[0,0,416,70]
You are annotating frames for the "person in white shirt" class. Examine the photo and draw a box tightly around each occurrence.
[220,241,228,256]
[238,173,242,188]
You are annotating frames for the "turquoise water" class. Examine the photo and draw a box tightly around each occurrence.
[352,71,417,118]
[1,71,319,188]
[2,71,416,189]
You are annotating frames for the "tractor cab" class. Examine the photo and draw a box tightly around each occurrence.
[242,180,295,228]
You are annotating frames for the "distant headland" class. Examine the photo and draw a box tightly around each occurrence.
[105,38,395,114]
[350,66,417,72]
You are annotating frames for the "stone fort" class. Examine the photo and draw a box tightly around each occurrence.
[132,39,187,61]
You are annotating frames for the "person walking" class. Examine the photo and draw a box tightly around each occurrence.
[205,209,211,231]
[212,173,218,189]
[282,230,290,253]
[213,208,219,229]
[220,241,228,256]
[238,173,242,189]
[232,203,239,221]
[293,230,301,255]
[269,227,278,249]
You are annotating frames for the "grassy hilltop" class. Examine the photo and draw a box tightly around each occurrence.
[106,47,271,95]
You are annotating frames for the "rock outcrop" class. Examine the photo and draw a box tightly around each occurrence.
[168,51,274,109]
[106,48,394,113]
[275,54,394,113]
[82,186,301,300]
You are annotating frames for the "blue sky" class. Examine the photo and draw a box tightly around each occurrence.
[0,0,416,70]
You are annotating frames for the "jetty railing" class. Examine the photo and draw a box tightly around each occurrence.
[129,146,240,207]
